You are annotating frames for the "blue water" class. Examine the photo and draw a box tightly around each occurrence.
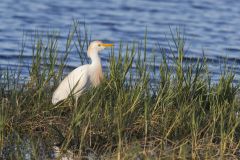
[1,0,240,80]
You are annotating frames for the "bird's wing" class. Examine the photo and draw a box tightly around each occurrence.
[52,65,90,104]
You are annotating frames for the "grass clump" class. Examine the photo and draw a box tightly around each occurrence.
[1,22,240,159]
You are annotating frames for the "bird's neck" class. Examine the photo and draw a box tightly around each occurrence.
[89,52,102,67]
[89,52,104,85]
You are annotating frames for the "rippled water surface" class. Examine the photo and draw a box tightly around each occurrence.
[1,0,240,80]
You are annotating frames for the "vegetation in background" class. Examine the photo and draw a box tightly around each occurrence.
[0,21,240,159]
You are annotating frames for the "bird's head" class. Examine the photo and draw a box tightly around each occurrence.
[87,41,113,57]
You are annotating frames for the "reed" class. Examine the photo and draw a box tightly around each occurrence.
[0,21,240,159]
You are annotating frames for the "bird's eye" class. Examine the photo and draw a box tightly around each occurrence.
[98,44,101,47]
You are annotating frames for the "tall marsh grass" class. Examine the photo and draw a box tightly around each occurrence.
[1,22,240,159]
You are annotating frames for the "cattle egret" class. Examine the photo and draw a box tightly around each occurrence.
[52,41,113,105]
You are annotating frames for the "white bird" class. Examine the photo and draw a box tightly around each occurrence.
[52,41,113,105]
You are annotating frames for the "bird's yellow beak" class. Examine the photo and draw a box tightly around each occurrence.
[101,43,113,47]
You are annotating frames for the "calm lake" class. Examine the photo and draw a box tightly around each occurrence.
[1,0,240,81]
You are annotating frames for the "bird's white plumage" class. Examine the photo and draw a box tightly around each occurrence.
[52,41,113,105]
[52,65,90,104]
